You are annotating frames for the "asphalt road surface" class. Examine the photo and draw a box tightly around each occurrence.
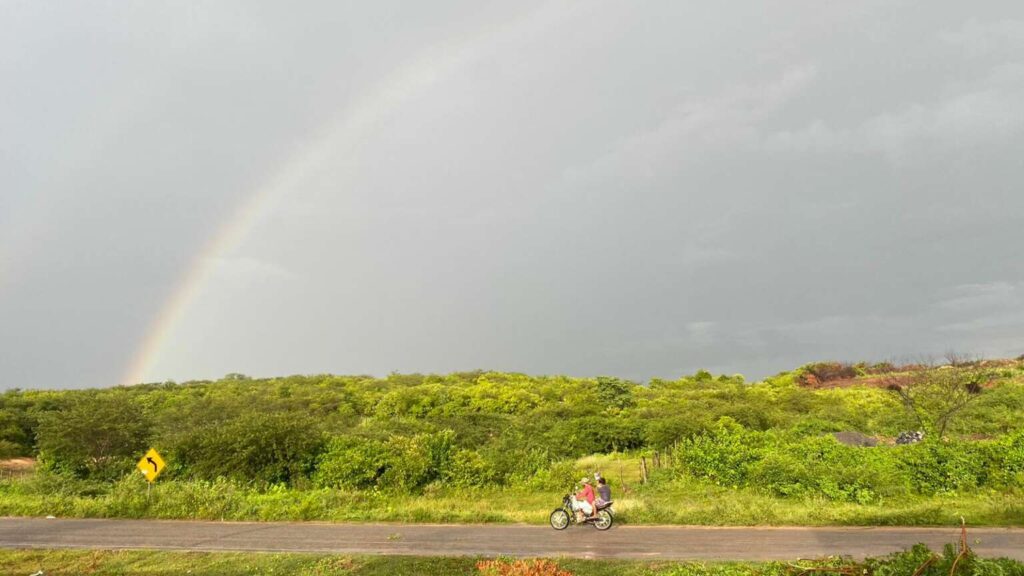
[1,518,1022,561]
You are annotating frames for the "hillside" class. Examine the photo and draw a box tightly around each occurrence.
[0,360,1022,525]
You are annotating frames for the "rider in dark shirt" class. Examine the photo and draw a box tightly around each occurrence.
[596,476,611,506]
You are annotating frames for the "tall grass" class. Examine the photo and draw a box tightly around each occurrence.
[1,469,1019,527]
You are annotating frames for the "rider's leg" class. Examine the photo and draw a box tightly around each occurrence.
[571,497,584,521]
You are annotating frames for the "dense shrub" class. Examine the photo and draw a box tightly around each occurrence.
[893,441,994,495]
[376,435,433,490]
[314,436,390,489]
[674,422,1019,502]
[676,419,762,487]
[798,362,858,386]
[444,448,497,487]
[174,412,323,485]
[315,430,470,491]
[748,435,909,502]
[997,430,1024,486]
[645,416,710,448]
[545,416,645,455]
[523,459,581,491]
[480,441,553,485]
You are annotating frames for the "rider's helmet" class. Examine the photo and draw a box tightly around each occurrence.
[580,477,590,484]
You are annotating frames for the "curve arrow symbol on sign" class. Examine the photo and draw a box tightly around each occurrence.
[146,457,158,473]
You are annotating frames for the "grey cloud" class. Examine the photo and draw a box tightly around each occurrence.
[765,66,1024,161]
[936,282,1021,312]
[940,18,1024,57]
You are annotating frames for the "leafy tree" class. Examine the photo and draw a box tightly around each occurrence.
[0,408,30,458]
[36,392,149,479]
[595,377,637,410]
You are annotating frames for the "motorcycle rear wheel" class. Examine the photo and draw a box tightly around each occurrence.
[593,509,613,531]
[549,509,570,530]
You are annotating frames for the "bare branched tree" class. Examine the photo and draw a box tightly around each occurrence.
[882,362,991,439]
[943,350,982,368]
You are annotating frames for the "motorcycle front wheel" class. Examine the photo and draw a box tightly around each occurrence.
[549,508,570,530]
[593,509,613,531]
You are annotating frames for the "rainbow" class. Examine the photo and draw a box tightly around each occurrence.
[121,3,576,385]
[120,180,280,385]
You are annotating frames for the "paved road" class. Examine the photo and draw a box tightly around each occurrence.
[1,518,1022,561]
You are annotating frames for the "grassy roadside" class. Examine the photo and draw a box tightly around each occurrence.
[0,550,771,576]
[3,548,1023,576]
[1,473,1020,527]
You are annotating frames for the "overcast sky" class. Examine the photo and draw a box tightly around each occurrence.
[2,1,1023,389]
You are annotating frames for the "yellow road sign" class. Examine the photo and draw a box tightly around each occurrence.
[137,448,166,483]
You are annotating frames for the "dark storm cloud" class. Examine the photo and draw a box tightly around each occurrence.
[2,1,1023,389]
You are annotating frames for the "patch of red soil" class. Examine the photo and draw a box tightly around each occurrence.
[799,375,900,389]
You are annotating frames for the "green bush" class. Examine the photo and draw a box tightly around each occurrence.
[894,441,991,495]
[995,430,1024,487]
[676,419,761,487]
[443,448,496,487]
[174,412,323,485]
[745,451,811,498]
[673,422,1020,502]
[377,435,433,490]
[543,416,646,456]
[314,436,390,489]
[315,430,466,491]
[645,416,710,448]
[524,460,581,491]
[735,434,903,503]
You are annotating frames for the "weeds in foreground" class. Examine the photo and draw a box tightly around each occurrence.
[477,558,574,576]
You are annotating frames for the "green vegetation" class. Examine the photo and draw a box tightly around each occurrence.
[675,420,1024,502]
[2,545,1022,576]
[1,360,1023,526]
[1,471,1020,525]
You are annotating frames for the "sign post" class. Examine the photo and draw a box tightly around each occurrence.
[136,448,166,501]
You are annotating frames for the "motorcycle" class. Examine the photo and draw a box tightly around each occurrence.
[549,493,613,530]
